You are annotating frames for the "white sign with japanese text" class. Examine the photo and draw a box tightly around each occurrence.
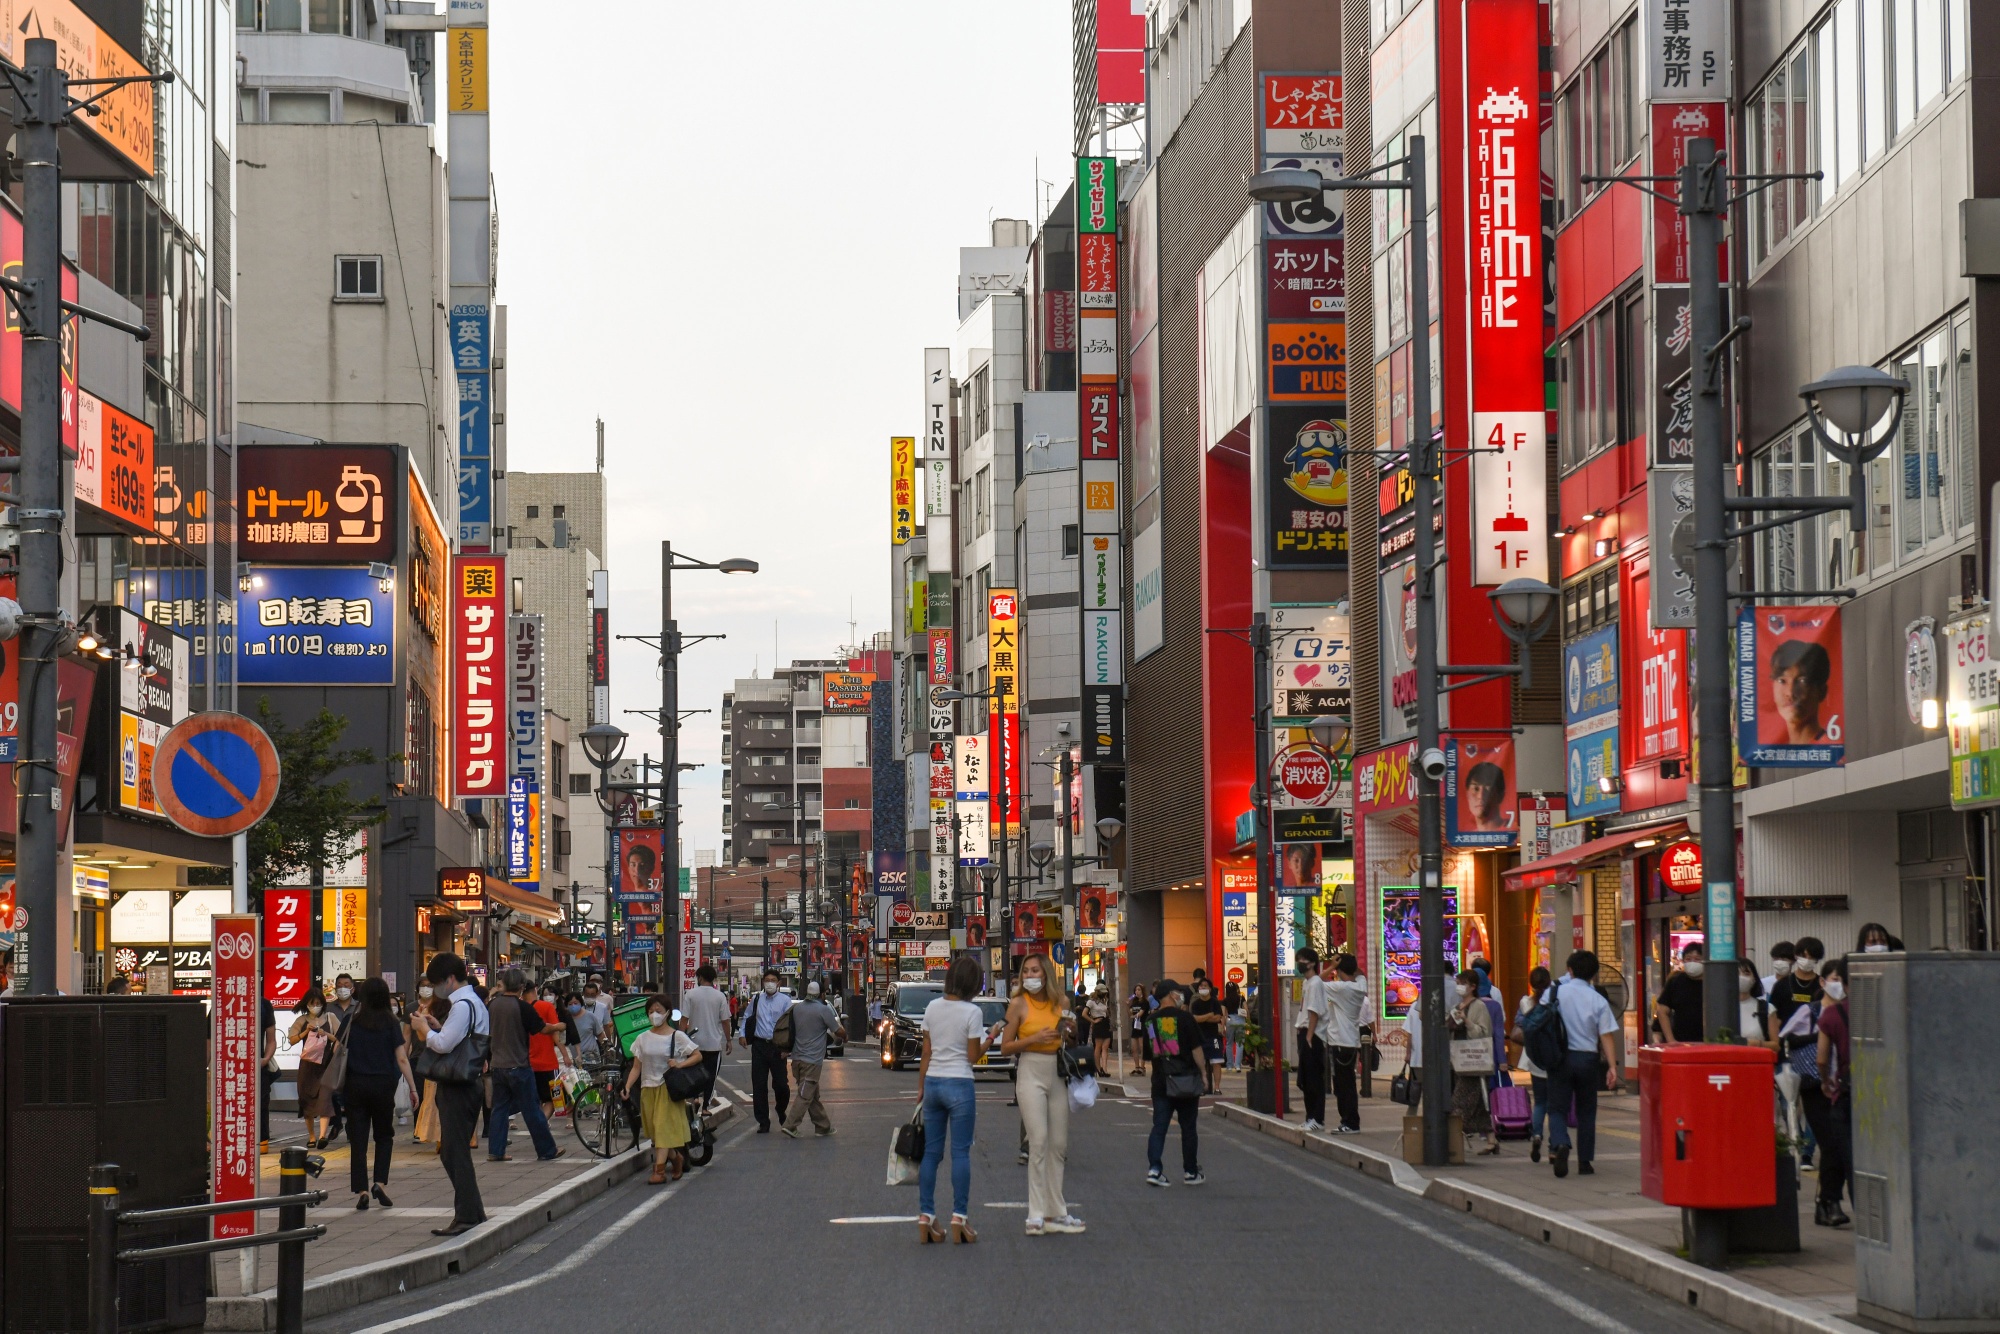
[1642,0,1729,101]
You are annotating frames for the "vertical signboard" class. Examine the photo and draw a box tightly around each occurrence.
[924,348,952,521]
[510,613,543,887]
[890,435,917,544]
[988,589,1021,833]
[954,732,991,866]
[591,569,610,725]
[1076,157,1124,783]
[1456,8,1547,586]
[1563,626,1622,816]
[261,888,312,1005]
[211,915,260,1243]
[452,555,508,798]
[1736,605,1845,768]
[1947,611,2000,807]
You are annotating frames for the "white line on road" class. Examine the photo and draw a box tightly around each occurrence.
[1229,1140,1640,1334]
[715,1078,754,1106]
[347,1178,688,1334]
[829,1216,920,1224]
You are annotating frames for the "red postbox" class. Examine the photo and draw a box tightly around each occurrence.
[1638,1043,1777,1209]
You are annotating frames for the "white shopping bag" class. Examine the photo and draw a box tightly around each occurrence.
[1067,1073,1100,1112]
[886,1130,921,1186]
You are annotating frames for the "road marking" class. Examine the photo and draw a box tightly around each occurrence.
[1228,1140,1641,1334]
[829,1216,920,1224]
[715,1078,754,1106]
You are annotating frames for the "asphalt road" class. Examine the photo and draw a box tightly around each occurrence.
[310,1050,1723,1334]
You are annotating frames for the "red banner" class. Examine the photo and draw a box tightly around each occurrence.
[262,882,313,1007]
[452,554,508,797]
[1082,381,1119,460]
[211,915,260,1241]
[1650,102,1732,284]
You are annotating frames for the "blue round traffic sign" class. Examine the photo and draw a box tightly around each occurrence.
[153,712,282,838]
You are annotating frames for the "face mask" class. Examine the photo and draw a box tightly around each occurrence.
[1683,961,1705,979]
[335,987,353,1000]
[649,1011,668,1028]
[568,1004,582,1015]
[1864,943,1889,953]
[1738,975,1754,995]
[764,982,779,995]
[1456,984,1473,1000]
[308,1003,322,1013]
[1198,987,1211,997]
[1795,960,1818,976]
[418,986,433,998]
[1822,980,1846,1001]
[1023,976,1044,993]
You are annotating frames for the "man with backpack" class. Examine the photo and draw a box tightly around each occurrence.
[739,968,795,1133]
[1525,949,1621,1179]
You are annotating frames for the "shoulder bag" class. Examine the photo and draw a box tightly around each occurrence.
[893,1103,926,1161]
[1449,1034,1495,1075]
[1057,1043,1097,1082]
[414,995,490,1086]
[663,1035,707,1102]
[769,1002,796,1053]
[324,1012,353,1088]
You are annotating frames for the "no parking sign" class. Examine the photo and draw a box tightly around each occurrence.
[152,712,282,838]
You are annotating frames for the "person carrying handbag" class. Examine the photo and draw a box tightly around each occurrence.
[407,954,489,1237]
[288,993,341,1148]
[624,1002,704,1183]
[1449,969,1500,1156]
[1143,980,1210,1187]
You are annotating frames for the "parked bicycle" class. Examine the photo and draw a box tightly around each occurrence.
[567,1056,713,1166]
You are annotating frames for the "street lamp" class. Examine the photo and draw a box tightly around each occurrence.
[1489,579,1560,690]
[944,686,1016,986]
[578,723,628,974]
[655,544,757,1001]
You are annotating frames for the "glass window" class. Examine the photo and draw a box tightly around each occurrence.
[267,92,330,124]
[1894,0,1918,132]
[1916,0,1945,110]
[1836,0,1863,186]
[236,0,259,28]
[238,89,260,123]
[307,0,350,33]
[1953,311,1975,534]
[1620,291,1647,444]
[1864,0,1888,162]
[266,0,301,30]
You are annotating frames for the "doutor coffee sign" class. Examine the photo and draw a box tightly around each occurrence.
[1660,839,1702,893]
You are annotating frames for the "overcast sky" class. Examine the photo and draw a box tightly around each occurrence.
[486,2,1072,865]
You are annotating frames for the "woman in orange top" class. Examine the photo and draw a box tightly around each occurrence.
[1000,953,1082,1236]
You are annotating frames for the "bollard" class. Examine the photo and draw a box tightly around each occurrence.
[275,1148,308,1334]
[87,1163,120,1334]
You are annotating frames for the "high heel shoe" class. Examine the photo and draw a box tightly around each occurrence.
[371,1184,394,1209]
[950,1214,978,1244]
[917,1213,945,1244]
[355,1192,369,1211]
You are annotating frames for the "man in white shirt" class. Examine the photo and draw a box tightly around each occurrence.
[680,964,734,1107]
[408,953,490,1234]
[739,968,796,1132]
[1542,949,1623,1180]
[1293,948,1329,1131]
[1323,955,1369,1133]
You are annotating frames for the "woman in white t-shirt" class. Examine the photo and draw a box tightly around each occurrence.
[623,1003,703,1184]
[917,956,1000,1245]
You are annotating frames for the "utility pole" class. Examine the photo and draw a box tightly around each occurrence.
[661,541,681,999]
[998,725,1011,990]
[1251,612,1284,1116]
[1058,747,1075,956]
[761,874,770,971]
[8,39,161,994]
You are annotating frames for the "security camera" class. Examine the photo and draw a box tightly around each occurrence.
[1419,748,1448,782]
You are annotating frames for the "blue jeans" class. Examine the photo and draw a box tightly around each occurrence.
[1529,1073,1549,1139]
[487,1066,559,1160]
[1148,1096,1199,1175]
[918,1078,976,1218]
[1545,1051,1601,1164]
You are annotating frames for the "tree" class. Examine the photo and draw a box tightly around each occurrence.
[245,699,384,891]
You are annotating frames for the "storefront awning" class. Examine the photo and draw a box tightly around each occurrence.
[485,882,566,924]
[1501,820,1687,892]
[509,920,590,956]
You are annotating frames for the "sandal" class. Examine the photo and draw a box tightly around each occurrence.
[917,1213,946,1244]
[950,1214,978,1244]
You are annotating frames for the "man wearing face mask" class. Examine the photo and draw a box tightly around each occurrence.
[326,973,358,1138]
[1652,943,1707,1045]
[739,968,795,1132]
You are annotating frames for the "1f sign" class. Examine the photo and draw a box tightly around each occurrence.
[1472,411,1547,584]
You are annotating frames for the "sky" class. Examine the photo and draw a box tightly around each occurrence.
[485,2,1074,865]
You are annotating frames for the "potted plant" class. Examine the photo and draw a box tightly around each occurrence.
[1240,1018,1283,1114]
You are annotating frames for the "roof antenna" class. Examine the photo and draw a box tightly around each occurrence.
[595,417,604,473]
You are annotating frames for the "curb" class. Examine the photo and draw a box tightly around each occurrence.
[206,1103,735,1331]
[1213,1102,1870,1334]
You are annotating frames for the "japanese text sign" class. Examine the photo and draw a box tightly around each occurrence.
[1077,156,1117,235]
[1461,0,1547,587]
[450,303,491,373]
[511,614,542,784]
[1642,0,1729,100]
[240,445,398,562]
[74,391,155,530]
[1269,408,1349,568]
[890,436,916,544]
[237,566,395,686]
[453,555,508,797]
[1564,625,1622,816]
[211,916,260,1241]
[1262,74,1343,154]
[1946,611,2000,807]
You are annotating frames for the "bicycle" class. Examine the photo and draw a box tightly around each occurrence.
[568,1058,640,1159]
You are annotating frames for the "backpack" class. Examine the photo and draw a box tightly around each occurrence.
[1518,980,1570,1074]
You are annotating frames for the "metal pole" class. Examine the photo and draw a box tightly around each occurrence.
[1059,747,1075,961]
[275,1147,308,1334]
[87,1163,119,1334]
[999,715,1011,990]
[1686,134,1735,1271]
[662,541,680,998]
[1253,611,1285,1116]
[761,875,770,970]
[1405,136,1452,1166]
[18,38,65,995]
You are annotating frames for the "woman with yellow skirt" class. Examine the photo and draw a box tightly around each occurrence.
[624,1002,703,1182]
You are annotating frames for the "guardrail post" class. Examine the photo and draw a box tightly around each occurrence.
[275,1148,307,1334]
[87,1163,120,1334]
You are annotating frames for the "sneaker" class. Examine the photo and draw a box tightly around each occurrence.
[1183,1170,1207,1186]
[1552,1145,1570,1179]
[1530,1136,1542,1163]
[1333,1125,1361,1135]
[1578,1163,1595,1176]
[1044,1215,1086,1234]
[779,1124,800,1138]
[1302,1119,1325,1132]
[815,1127,836,1137]
[1024,1217,1046,1236]
[1146,1169,1170,1187]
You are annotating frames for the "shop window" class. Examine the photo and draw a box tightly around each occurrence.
[1560,562,1621,642]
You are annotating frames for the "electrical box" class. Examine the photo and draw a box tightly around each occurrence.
[1850,953,2000,1332]
[1638,1042,1777,1209]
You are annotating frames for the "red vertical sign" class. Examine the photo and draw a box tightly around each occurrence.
[212,915,260,1242]
[453,555,508,798]
[261,887,313,1005]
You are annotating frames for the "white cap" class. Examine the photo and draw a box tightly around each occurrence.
[806,980,822,996]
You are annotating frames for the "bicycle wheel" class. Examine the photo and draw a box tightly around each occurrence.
[571,1079,623,1158]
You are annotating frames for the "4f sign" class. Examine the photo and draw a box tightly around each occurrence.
[1472,411,1547,583]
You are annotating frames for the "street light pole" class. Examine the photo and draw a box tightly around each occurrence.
[761,874,771,971]
[1252,611,1285,1116]
[661,541,680,998]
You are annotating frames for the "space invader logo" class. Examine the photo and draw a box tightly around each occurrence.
[1476,86,1532,124]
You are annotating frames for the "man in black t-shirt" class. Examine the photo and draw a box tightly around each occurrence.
[1653,943,1707,1043]
[1145,980,1209,1187]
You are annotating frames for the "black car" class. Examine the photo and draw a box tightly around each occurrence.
[878,983,1012,1075]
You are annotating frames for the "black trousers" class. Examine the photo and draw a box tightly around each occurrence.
[1799,1085,1852,1207]
[1296,1030,1327,1124]
[433,1080,486,1225]
[344,1074,398,1193]
[1331,1045,1361,1130]
[700,1049,721,1099]
[750,1040,790,1128]
[260,1066,276,1143]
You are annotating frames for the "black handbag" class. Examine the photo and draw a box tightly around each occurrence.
[1389,1071,1413,1105]
[413,996,488,1086]
[1163,1065,1205,1101]
[1057,1044,1097,1082]
[893,1105,926,1161]
[664,1062,707,1102]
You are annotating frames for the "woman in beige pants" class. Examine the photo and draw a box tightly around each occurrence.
[1001,953,1084,1235]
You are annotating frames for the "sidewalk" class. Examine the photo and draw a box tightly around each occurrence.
[1175,1068,1865,1334]
[206,1102,725,1329]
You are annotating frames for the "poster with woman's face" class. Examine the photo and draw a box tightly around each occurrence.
[1445,737,1517,847]
[1737,605,1845,768]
